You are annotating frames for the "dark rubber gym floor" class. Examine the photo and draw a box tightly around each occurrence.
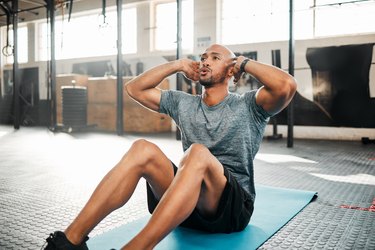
[0,125,374,249]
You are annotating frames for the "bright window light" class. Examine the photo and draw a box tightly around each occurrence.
[2,26,28,64]
[314,1,375,37]
[311,173,375,185]
[294,0,314,39]
[255,153,318,164]
[221,0,292,44]
[154,0,193,51]
[38,7,137,61]
[220,0,375,44]
[122,7,137,54]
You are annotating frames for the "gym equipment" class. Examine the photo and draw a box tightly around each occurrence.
[62,86,87,129]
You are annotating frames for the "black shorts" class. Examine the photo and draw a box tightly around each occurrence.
[146,162,254,234]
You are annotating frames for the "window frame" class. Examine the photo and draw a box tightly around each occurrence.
[36,5,137,62]
[219,0,375,45]
[151,0,194,53]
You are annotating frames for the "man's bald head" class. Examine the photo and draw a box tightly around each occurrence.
[204,44,236,60]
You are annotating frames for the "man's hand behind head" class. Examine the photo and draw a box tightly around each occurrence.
[179,58,200,82]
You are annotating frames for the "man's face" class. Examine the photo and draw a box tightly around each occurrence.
[199,45,235,87]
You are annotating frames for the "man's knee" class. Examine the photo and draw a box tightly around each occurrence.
[188,143,210,157]
[131,139,155,151]
[124,139,161,166]
[180,143,212,171]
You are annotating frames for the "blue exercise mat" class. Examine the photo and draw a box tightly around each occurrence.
[88,185,317,250]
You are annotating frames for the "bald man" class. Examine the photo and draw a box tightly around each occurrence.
[44,44,297,250]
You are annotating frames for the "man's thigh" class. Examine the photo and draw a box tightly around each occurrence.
[180,143,227,217]
[195,159,227,218]
[128,139,175,200]
[181,167,254,233]
[146,160,253,233]
[146,161,178,214]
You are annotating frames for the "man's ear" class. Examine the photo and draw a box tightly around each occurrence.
[227,65,235,77]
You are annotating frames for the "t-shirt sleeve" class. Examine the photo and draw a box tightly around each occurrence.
[244,90,272,122]
[159,90,181,121]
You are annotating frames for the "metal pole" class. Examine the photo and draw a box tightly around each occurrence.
[45,2,51,126]
[287,0,295,148]
[116,0,123,135]
[48,0,57,130]
[12,0,20,129]
[176,0,182,140]
[176,0,182,64]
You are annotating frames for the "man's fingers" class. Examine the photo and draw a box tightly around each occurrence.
[233,71,243,84]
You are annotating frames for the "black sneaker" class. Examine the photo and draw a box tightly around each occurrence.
[43,231,89,250]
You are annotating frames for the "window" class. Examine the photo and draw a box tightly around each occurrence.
[1,26,28,64]
[220,0,292,45]
[153,0,194,51]
[294,1,314,39]
[314,0,375,37]
[122,7,137,54]
[38,7,137,61]
[37,22,49,61]
[220,0,375,44]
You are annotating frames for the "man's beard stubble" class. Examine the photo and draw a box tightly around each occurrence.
[199,78,213,87]
[199,64,231,88]
[199,74,227,88]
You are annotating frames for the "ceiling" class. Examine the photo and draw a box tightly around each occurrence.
[0,0,47,26]
[0,0,131,27]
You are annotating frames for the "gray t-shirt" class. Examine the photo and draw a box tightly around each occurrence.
[159,90,270,202]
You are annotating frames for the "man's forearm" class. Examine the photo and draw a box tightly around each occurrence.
[238,57,297,114]
[242,59,295,92]
[125,59,198,112]
[126,61,181,94]
[124,61,182,112]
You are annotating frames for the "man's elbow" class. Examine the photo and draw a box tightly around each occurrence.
[284,77,297,101]
[125,82,137,99]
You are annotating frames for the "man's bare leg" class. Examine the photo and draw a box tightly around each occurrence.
[63,139,175,245]
[122,143,227,250]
